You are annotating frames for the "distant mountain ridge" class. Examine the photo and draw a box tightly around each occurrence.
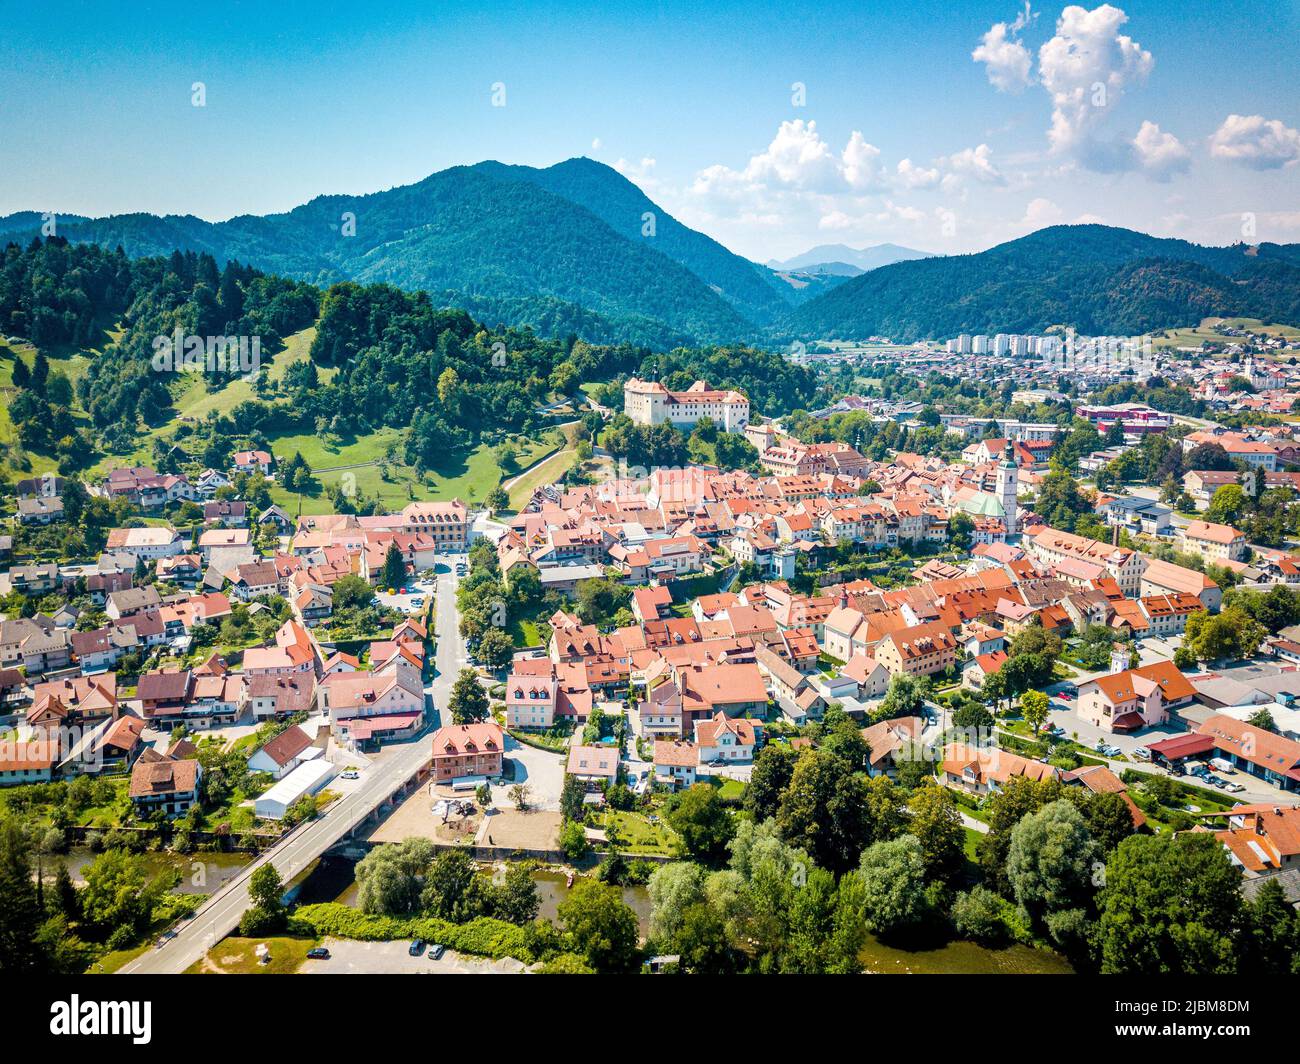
[769,242,932,273]
[785,225,1300,341]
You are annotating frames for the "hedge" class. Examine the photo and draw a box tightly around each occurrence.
[292,903,533,961]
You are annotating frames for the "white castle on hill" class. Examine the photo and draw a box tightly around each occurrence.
[623,378,750,433]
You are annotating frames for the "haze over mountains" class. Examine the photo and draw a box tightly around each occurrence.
[3,159,1300,349]
[768,242,932,275]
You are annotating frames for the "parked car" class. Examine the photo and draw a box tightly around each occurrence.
[409,939,425,956]
[306,947,330,959]
[429,943,446,960]
[1225,782,1246,793]
[340,770,360,780]
[1132,746,1151,761]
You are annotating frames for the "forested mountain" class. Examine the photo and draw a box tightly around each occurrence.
[6,184,1300,350]
[0,161,764,348]
[0,238,814,480]
[472,158,792,326]
[788,225,1300,340]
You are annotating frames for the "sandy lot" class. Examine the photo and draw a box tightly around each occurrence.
[365,781,561,852]
[366,781,482,844]
[477,807,561,851]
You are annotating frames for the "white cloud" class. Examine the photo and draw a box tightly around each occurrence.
[816,201,926,233]
[817,210,856,232]
[686,120,888,209]
[1131,120,1190,179]
[613,156,664,197]
[1038,4,1153,155]
[972,4,1036,93]
[896,157,941,189]
[939,144,1006,185]
[743,119,844,190]
[591,138,602,151]
[1022,196,1064,228]
[1208,114,1300,170]
[842,131,889,191]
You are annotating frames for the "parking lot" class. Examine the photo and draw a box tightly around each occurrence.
[375,574,436,616]
[494,735,565,811]
[301,938,528,975]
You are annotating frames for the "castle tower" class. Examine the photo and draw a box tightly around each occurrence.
[995,440,1019,535]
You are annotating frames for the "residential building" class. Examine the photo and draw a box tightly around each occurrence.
[940,743,1060,796]
[653,739,698,789]
[1178,520,1247,563]
[428,722,505,784]
[1076,660,1195,733]
[129,753,202,818]
[694,710,761,763]
[874,621,960,678]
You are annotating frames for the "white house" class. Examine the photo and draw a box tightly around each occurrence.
[246,724,319,780]
[693,711,761,763]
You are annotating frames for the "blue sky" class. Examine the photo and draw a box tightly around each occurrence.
[1,0,1297,259]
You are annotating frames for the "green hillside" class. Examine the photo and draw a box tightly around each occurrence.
[787,224,1300,341]
[0,161,759,348]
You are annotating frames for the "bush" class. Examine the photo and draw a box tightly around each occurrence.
[559,820,590,861]
[291,903,534,962]
[238,904,287,937]
[534,952,596,974]
[952,886,1028,946]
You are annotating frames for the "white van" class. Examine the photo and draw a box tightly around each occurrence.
[1209,757,1236,774]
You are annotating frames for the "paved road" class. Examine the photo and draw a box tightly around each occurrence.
[122,559,467,975]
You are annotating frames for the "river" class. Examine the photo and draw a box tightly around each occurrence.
[54,848,254,894]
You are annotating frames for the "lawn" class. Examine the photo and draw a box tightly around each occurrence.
[506,446,574,511]
[1153,316,1300,351]
[76,778,131,827]
[195,795,263,834]
[712,778,746,802]
[597,809,682,857]
[186,935,321,975]
[508,616,548,649]
[268,429,558,515]
[84,326,325,478]
[0,337,98,478]
[89,941,154,975]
